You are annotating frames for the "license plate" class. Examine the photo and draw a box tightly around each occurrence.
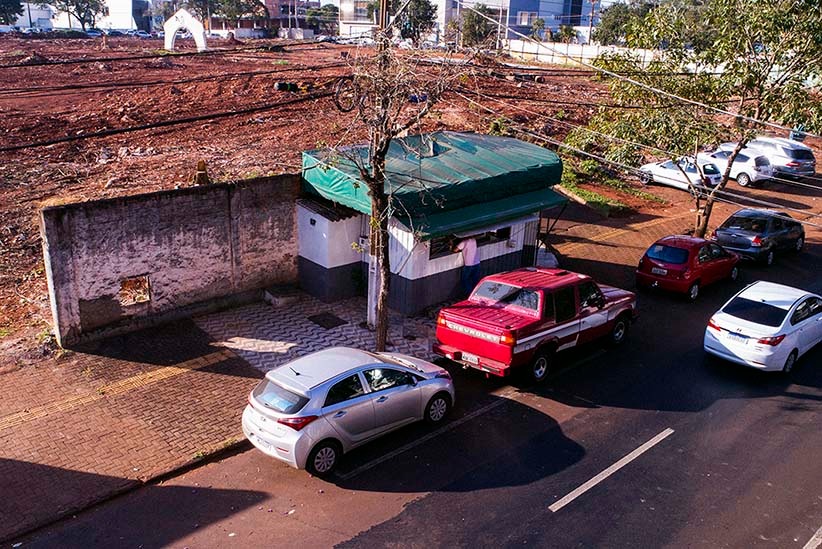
[253,433,272,450]
[726,332,747,344]
[461,352,479,365]
[651,267,667,275]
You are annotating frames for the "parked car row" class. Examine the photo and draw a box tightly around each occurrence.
[244,210,817,477]
[640,136,816,192]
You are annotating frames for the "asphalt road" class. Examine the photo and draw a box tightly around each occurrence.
[19,190,822,548]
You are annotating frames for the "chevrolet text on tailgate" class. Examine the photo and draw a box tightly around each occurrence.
[434,268,638,383]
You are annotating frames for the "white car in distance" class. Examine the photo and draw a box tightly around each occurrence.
[639,157,722,194]
[704,281,822,372]
[697,149,773,187]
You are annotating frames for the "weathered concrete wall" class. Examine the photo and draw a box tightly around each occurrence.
[41,175,300,346]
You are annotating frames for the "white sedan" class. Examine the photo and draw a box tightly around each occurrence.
[704,281,822,372]
[697,149,773,187]
[639,157,722,193]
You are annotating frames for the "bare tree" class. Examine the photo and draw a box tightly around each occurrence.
[331,38,473,351]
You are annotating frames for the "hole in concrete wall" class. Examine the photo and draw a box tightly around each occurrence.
[119,275,151,306]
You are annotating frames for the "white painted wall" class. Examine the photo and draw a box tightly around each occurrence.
[297,204,364,269]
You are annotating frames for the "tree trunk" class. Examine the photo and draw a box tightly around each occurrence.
[369,184,391,351]
[694,139,747,238]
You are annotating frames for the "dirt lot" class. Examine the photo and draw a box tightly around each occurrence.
[0,35,671,364]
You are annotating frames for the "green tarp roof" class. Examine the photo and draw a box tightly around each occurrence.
[302,131,564,239]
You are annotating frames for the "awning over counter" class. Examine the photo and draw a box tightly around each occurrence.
[301,131,565,238]
[408,187,566,239]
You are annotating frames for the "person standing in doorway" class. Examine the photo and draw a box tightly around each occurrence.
[453,236,480,297]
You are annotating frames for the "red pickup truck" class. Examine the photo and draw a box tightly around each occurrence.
[433,268,637,383]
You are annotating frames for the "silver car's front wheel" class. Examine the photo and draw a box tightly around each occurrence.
[425,393,451,424]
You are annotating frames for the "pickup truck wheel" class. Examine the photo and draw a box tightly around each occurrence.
[530,350,553,383]
[608,315,630,346]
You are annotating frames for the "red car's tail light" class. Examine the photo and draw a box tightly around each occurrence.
[277,415,318,431]
[499,331,516,346]
[757,335,785,346]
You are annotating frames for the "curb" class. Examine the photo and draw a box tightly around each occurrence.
[5,439,252,545]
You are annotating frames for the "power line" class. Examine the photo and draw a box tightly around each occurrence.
[0,61,348,98]
[453,0,822,140]
[454,86,822,193]
[0,40,323,70]
[449,92,822,229]
[0,91,334,153]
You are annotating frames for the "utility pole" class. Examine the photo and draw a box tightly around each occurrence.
[586,0,597,44]
[495,1,504,51]
[26,1,34,29]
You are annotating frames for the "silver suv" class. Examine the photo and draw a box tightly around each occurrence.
[242,347,455,477]
[721,137,816,179]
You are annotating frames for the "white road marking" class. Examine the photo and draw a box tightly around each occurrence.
[549,427,675,513]
[804,524,822,549]
[337,349,608,481]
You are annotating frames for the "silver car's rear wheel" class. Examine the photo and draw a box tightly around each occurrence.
[736,173,751,187]
[306,441,341,478]
[425,393,451,424]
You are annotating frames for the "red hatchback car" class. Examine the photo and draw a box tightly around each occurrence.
[636,235,740,301]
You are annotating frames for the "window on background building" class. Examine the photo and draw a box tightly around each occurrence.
[518,11,538,26]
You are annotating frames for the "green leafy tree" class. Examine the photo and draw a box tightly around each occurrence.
[555,24,576,44]
[591,1,651,46]
[306,3,338,34]
[461,3,494,46]
[215,0,268,28]
[530,17,544,41]
[392,0,436,44]
[582,0,822,237]
[45,0,105,30]
[0,0,24,25]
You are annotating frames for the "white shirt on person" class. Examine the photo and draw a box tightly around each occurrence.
[456,238,479,266]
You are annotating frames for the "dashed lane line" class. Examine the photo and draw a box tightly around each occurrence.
[549,427,675,513]
[804,524,822,549]
[0,349,236,431]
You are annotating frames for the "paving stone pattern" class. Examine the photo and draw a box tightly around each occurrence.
[195,295,439,373]
[0,320,262,543]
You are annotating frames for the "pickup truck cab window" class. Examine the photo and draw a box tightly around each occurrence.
[578,281,603,309]
[554,286,577,322]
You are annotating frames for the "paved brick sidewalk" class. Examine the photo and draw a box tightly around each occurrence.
[0,320,262,543]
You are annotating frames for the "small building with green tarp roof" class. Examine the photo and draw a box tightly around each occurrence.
[297,131,566,313]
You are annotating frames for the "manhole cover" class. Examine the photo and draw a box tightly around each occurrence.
[308,312,348,330]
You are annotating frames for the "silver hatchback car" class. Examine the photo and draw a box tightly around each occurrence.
[242,347,455,477]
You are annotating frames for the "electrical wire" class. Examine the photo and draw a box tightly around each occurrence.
[0,39,325,70]
[0,91,334,153]
[453,0,822,141]
[0,61,349,98]
[454,86,822,192]
[448,92,822,229]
